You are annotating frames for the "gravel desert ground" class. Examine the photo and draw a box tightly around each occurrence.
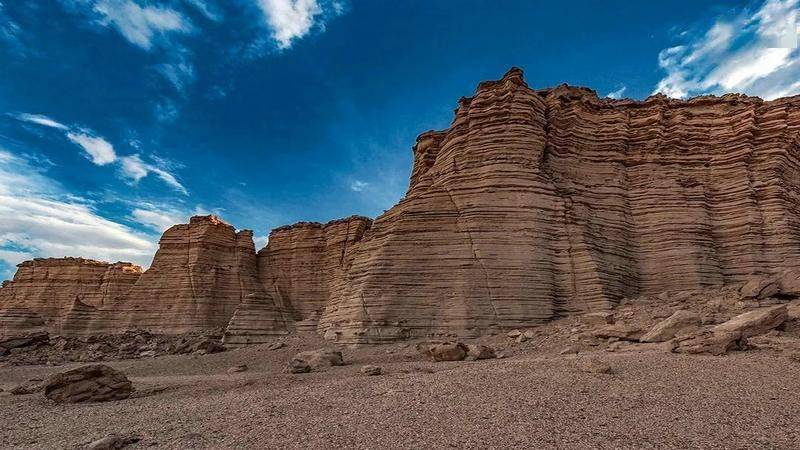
[3,331,800,449]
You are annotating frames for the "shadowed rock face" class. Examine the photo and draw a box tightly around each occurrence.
[2,68,800,342]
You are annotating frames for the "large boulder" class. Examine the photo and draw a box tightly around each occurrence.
[640,310,702,343]
[778,270,800,297]
[676,305,788,355]
[465,344,496,360]
[289,349,344,373]
[713,305,788,339]
[739,277,780,299]
[416,341,468,361]
[44,364,133,403]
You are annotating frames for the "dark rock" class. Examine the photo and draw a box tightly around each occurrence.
[44,364,133,403]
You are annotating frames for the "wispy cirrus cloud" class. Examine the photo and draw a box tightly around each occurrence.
[92,0,192,50]
[66,131,117,165]
[0,1,25,56]
[655,0,800,100]
[13,113,69,130]
[13,112,187,194]
[606,86,627,99]
[120,154,188,195]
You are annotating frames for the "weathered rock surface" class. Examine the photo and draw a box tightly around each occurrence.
[43,364,133,403]
[0,307,47,340]
[86,434,140,450]
[257,216,371,330]
[97,216,283,335]
[0,258,140,333]
[3,68,800,343]
[640,310,702,342]
[417,341,469,361]
[289,349,345,373]
[677,305,788,354]
[465,344,497,360]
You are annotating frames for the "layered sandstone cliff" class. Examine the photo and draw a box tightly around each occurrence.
[94,215,286,335]
[0,258,141,333]
[2,68,799,343]
[315,69,800,343]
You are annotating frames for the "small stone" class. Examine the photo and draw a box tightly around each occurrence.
[87,434,140,450]
[361,365,383,376]
[579,359,613,374]
[227,364,248,373]
[523,330,536,339]
[416,341,468,361]
[289,349,344,372]
[559,345,580,355]
[268,341,286,351]
[10,378,43,395]
[288,359,311,374]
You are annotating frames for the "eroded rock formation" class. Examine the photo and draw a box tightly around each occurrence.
[94,216,284,334]
[2,68,799,343]
[0,258,141,333]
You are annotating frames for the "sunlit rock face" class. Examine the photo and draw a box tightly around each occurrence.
[314,68,800,343]
[0,257,141,333]
[92,215,284,335]
[2,68,800,343]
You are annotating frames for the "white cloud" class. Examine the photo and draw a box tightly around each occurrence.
[606,86,627,99]
[255,0,344,49]
[93,0,191,50]
[655,0,800,100]
[66,131,118,165]
[253,234,269,250]
[154,49,195,93]
[120,154,188,195]
[130,207,182,231]
[183,0,222,22]
[0,149,158,279]
[0,1,25,56]
[14,113,69,130]
[350,180,368,192]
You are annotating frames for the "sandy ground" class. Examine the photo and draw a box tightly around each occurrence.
[2,333,800,449]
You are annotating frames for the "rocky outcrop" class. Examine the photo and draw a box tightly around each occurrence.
[257,216,371,328]
[0,306,47,339]
[0,258,141,332]
[316,68,800,343]
[2,68,800,343]
[43,364,133,403]
[95,216,285,334]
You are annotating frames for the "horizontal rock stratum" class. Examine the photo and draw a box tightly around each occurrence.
[1,67,799,343]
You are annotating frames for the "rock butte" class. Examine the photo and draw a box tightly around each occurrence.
[1,67,799,344]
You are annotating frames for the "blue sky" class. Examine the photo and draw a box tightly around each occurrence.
[0,0,798,278]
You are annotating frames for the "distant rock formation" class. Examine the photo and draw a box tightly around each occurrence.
[93,215,282,334]
[2,68,800,343]
[0,258,141,333]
